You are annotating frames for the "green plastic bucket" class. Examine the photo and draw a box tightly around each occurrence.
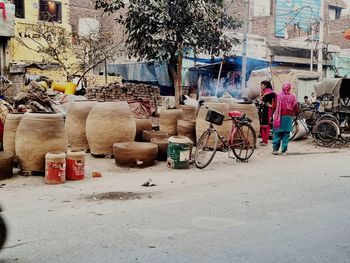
[167,136,192,169]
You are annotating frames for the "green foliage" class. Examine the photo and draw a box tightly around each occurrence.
[95,0,241,61]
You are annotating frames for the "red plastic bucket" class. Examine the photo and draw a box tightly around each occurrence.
[66,150,85,180]
[45,152,66,184]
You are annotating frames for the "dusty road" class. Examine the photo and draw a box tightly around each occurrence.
[1,140,350,263]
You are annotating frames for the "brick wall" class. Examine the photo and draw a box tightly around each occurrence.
[326,18,350,49]
[85,82,162,108]
[69,0,127,62]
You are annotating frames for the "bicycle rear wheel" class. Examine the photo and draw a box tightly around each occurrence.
[312,119,339,147]
[194,129,218,169]
[319,113,339,127]
[231,123,256,161]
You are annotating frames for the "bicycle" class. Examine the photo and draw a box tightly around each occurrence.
[194,102,257,169]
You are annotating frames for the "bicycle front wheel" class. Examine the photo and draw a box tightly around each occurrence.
[231,123,256,161]
[194,129,218,169]
[312,119,339,147]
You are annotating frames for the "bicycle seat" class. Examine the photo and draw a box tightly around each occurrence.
[228,111,241,118]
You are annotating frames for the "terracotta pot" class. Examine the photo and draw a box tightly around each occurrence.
[177,120,196,144]
[3,113,24,161]
[180,105,196,121]
[65,100,95,150]
[150,137,168,161]
[135,118,152,141]
[196,103,230,145]
[86,101,136,155]
[0,151,13,180]
[113,142,158,167]
[16,113,68,172]
[159,109,184,136]
[142,130,168,142]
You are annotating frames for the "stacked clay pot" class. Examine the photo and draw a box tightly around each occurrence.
[196,102,231,146]
[86,101,136,155]
[180,105,196,121]
[150,137,168,161]
[16,113,68,172]
[65,100,95,150]
[177,120,196,144]
[3,113,24,162]
[135,118,153,141]
[113,142,158,167]
[159,109,184,136]
[142,130,168,142]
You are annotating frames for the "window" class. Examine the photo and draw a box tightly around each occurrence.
[39,1,62,23]
[13,0,25,19]
[253,0,271,16]
[328,6,342,20]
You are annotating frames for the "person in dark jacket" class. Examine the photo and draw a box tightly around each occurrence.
[259,80,276,146]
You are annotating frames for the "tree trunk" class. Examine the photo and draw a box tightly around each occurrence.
[176,48,183,108]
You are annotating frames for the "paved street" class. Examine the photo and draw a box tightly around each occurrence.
[1,141,350,263]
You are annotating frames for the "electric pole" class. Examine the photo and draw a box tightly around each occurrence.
[241,0,250,89]
[310,24,314,72]
[317,0,325,79]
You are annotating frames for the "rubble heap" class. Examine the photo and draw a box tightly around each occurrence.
[85,82,162,109]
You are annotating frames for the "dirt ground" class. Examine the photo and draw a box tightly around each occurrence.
[1,137,350,263]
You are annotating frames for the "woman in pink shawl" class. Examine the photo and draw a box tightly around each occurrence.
[272,83,298,155]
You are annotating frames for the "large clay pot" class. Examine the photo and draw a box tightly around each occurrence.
[16,113,68,172]
[159,109,184,136]
[228,102,260,136]
[135,118,152,141]
[180,105,196,121]
[0,151,13,180]
[177,120,196,144]
[113,142,158,167]
[3,113,24,161]
[65,100,95,150]
[86,101,136,155]
[196,103,231,145]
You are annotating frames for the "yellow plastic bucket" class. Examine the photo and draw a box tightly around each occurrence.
[51,82,77,94]
[64,82,77,95]
[52,82,66,92]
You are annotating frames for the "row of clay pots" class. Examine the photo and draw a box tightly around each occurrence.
[2,101,137,173]
[66,101,136,155]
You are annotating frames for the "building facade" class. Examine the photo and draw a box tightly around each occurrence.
[10,0,72,63]
[0,0,15,76]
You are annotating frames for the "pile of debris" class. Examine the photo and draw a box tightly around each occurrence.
[14,81,54,113]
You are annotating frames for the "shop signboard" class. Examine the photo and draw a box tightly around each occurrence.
[275,0,321,38]
[0,0,15,37]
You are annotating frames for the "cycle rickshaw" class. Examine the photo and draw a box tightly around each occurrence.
[312,78,350,146]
